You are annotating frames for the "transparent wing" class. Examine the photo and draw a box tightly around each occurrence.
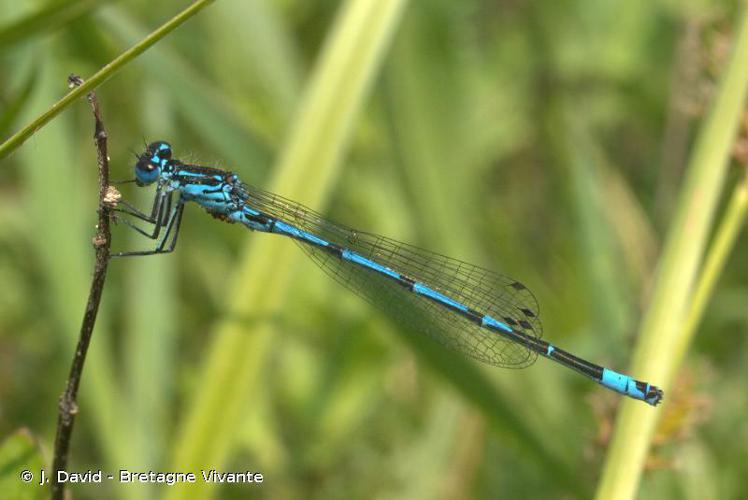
[239,183,542,368]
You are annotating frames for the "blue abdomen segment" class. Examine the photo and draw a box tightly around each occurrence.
[412,282,469,313]
[601,368,663,406]
[342,249,401,280]
[274,220,331,247]
[481,315,513,333]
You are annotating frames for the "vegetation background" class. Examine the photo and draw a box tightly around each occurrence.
[1,0,747,499]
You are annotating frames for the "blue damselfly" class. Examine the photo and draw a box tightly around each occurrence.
[113,141,663,406]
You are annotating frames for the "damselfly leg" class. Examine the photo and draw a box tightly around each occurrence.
[112,185,170,233]
[111,189,185,257]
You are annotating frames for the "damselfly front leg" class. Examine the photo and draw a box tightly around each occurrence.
[110,188,186,257]
[111,186,172,239]
[112,201,185,257]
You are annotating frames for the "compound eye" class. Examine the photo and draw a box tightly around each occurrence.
[135,156,157,173]
[143,141,172,161]
[134,156,160,186]
[154,142,172,160]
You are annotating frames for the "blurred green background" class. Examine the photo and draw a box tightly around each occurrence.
[1,0,747,499]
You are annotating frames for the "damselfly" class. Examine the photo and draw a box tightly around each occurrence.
[113,141,663,406]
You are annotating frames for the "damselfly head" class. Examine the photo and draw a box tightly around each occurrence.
[135,141,173,186]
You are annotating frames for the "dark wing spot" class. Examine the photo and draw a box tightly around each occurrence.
[520,308,536,318]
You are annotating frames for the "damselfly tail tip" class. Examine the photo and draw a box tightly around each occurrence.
[647,386,664,407]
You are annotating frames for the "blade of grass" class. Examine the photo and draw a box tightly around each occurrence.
[397,325,578,491]
[671,170,748,376]
[96,5,271,170]
[0,65,36,135]
[390,395,465,499]
[0,0,112,51]
[383,7,576,487]
[0,0,216,160]
[599,165,658,294]
[166,1,408,498]
[0,429,45,500]
[206,0,303,123]
[565,114,632,344]
[595,8,748,500]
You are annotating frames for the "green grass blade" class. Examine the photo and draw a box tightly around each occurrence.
[0,0,110,51]
[383,7,576,487]
[398,325,578,490]
[0,0,216,160]
[96,5,270,170]
[206,0,303,123]
[564,114,632,341]
[595,8,748,500]
[0,66,36,135]
[671,171,748,377]
[166,1,408,498]
[0,429,46,500]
